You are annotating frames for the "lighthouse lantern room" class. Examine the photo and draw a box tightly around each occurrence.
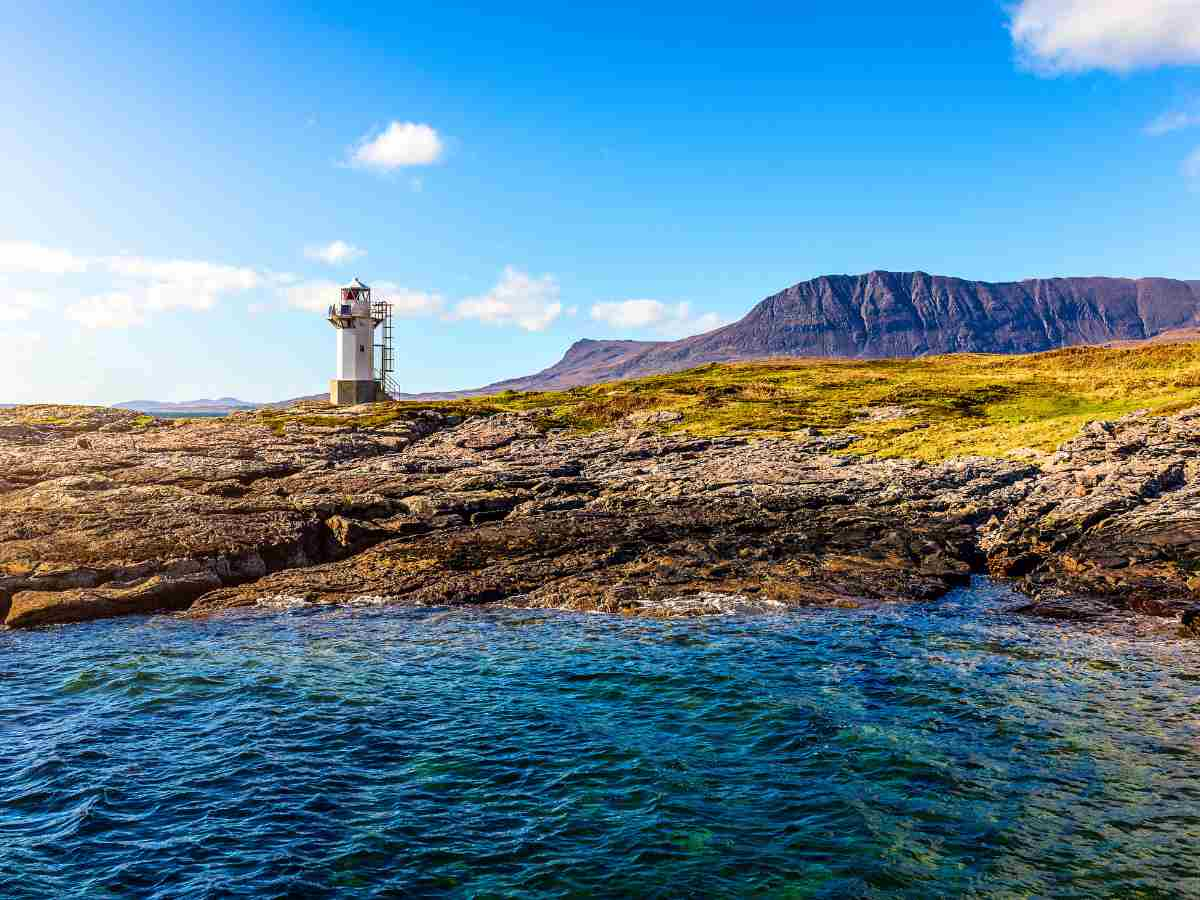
[327,278,393,406]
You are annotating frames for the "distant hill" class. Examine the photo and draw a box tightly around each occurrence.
[115,397,260,414]
[398,271,1200,398]
[386,339,666,400]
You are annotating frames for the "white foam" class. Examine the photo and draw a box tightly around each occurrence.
[641,591,789,617]
[348,595,392,607]
[253,594,311,610]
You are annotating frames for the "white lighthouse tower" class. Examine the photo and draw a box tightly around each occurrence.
[327,278,392,406]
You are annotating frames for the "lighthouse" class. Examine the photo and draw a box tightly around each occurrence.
[327,278,393,406]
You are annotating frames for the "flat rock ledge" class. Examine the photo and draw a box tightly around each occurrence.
[1,402,1198,635]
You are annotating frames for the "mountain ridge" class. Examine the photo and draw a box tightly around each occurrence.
[115,398,261,412]
[408,270,1200,397]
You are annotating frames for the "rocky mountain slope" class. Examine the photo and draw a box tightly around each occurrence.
[438,271,1200,396]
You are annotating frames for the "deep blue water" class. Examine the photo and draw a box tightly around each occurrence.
[2,578,1198,898]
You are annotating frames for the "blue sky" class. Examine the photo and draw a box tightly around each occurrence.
[2,0,1199,403]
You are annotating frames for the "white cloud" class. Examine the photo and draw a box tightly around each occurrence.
[373,281,444,317]
[104,257,259,292]
[102,256,261,315]
[0,240,556,340]
[283,279,341,313]
[0,290,52,323]
[305,240,366,265]
[1184,147,1200,187]
[351,122,444,170]
[0,244,264,307]
[1009,0,1200,74]
[65,292,147,329]
[1145,107,1200,136]
[591,299,677,329]
[454,267,562,332]
[590,298,725,338]
[0,241,456,331]
[0,243,263,327]
[0,328,43,368]
[0,241,88,274]
[283,278,444,317]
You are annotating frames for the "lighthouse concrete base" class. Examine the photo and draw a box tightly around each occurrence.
[329,380,381,406]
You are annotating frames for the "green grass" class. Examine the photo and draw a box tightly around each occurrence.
[250,342,1200,461]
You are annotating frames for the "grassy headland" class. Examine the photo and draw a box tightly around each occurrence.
[242,341,1200,462]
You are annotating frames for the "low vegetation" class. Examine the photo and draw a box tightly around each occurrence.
[421,342,1200,461]
[12,343,1197,462]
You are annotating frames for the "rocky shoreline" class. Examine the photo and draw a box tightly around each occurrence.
[1,402,1197,635]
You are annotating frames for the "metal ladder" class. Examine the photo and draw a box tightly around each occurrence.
[371,300,399,400]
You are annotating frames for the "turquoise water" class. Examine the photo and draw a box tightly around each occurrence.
[2,578,1197,898]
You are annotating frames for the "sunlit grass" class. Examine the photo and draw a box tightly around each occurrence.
[13,343,1196,462]
[251,342,1200,461]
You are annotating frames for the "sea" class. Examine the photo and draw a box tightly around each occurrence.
[156,411,234,419]
[2,577,1197,898]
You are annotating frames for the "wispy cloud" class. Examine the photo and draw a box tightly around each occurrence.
[1184,147,1200,188]
[282,279,342,313]
[1008,0,1200,75]
[590,298,725,338]
[103,256,260,313]
[1,240,556,338]
[0,242,263,328]
[283,278,444,317]
[304,240,366,265]
[0,290,53,323]
[1144,106,1200,136]
[65,292,146,328]
[376,281,444,317]
[0,241,88,274]
[0,328,43,369]
[351,121,444,171]
[453,267,562,332]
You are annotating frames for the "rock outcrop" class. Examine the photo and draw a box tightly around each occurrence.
[0,404,447,627]
[1,401,1198,632]
[190,423,1034,617]
[985,408,1200,622]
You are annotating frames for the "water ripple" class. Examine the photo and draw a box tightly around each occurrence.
[1,577,1198,898]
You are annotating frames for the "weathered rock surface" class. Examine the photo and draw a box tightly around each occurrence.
[0,404,446,626]
[1183,608,1200,638]
[984,408,1200,622]
[190,432,1032,617]
[1,401,1198,632]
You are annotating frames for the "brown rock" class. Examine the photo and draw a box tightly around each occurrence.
[5,399,1200,633]
[1182,608,1200,638]
[6,571,223,628]
[982,408,1200,619]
